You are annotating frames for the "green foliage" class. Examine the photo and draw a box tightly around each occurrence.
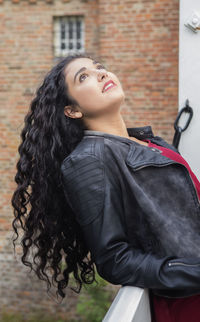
[0,311,75,322]
[1,270,115,322]
[75,270,114,322]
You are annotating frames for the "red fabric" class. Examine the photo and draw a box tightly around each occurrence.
[142,139,200,322]
[150,292,200,322]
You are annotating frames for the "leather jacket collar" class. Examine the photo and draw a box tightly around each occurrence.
[83,125,180,171]
[83,125,154,143]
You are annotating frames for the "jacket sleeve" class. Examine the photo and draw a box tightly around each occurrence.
[60,153,200,297]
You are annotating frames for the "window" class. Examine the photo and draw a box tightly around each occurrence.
[53,16,84,57]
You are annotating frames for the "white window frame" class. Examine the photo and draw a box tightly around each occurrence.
[53,15,85,57]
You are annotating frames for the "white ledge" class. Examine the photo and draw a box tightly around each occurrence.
[103,286,151,322]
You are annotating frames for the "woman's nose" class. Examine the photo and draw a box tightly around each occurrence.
[97,70,108,82]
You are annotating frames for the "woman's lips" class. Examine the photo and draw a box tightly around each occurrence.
[103,83,117,92]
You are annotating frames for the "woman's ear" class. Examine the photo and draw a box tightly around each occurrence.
[64,106,83,119]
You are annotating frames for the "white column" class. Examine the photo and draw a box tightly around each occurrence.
[179,0,200,180]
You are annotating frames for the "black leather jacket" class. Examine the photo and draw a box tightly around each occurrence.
[60,125,200,298]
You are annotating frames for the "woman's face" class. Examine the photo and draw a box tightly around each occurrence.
[64,57,125,119]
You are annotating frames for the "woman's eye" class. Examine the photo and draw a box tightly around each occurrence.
[79,73,87,82]
[79,65,106,82]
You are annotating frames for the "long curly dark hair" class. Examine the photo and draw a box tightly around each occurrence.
[11,52,101,300]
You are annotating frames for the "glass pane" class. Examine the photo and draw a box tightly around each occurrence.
[61,43,66,49]
[61,23,65,40]
[69,21,73,39]
[69,42,73,49]
[77,42,81,49]
[76,21,81,39]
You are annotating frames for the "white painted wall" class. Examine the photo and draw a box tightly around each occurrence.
[179,1,200,180]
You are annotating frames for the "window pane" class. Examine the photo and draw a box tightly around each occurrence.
[69,21,73,39]
[69,42,73,49]
[61,23,65,39]
[76,21,81,39]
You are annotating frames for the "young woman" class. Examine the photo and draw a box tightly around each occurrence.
[11,53,200,321]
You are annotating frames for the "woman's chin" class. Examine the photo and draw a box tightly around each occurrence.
[109,91,125,106]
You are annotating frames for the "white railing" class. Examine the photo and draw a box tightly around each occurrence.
[102,287,152,322]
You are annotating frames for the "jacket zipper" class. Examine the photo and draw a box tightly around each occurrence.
[168,262,200,267]
[134,161,200,205]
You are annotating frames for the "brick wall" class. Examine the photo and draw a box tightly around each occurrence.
[98,0,179,141]
[0,0,179,316]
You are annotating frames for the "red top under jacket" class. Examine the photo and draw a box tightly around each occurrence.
[142,139,200,322]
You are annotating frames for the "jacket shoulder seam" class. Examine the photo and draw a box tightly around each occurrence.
[61,152,104,168]
[61,152,106,226]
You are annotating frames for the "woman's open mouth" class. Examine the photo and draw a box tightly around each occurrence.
[102,81,117,93]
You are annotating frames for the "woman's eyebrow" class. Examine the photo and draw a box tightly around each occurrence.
[73,61,99,84]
